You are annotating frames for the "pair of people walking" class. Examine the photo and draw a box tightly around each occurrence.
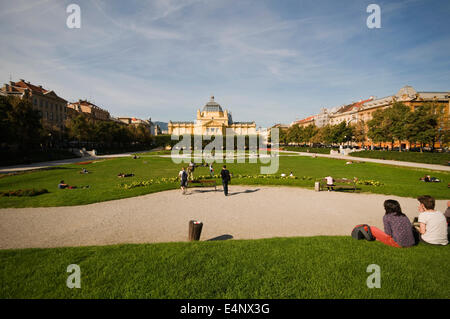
[178,165,231,196]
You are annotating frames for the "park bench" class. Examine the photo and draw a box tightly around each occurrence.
[319,178,356,192]
[190,179,217,191]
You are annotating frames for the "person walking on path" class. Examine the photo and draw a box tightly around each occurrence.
[188,161,195,181]
[209,163,214,177]
[220,165,231,196]
[179,167,188,195]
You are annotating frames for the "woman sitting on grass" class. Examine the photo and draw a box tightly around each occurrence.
[370,200,416,248]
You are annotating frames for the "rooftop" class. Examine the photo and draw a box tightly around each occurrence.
[202,96,224,113]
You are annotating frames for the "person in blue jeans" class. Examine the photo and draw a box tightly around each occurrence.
[220,165,231,196]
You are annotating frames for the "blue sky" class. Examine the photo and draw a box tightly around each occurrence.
[0,0,449,127]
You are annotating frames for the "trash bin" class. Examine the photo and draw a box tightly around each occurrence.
[314,181,320,192]
[188,220,203,241]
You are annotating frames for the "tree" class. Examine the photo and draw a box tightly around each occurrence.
[385,102,411,151]
[353,120,367,145]
[67,113,92,142]
[331,121,353,145]
[1,96,43,149]
[302,124,318,145]
[409,104,439,152]
[286,124,302,144]
[368,108,391,148]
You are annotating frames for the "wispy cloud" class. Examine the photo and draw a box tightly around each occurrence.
[0,0,449,127]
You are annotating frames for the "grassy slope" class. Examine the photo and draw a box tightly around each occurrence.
[1,237,449,299]
[350,150,450,166]
[0,155,448,208]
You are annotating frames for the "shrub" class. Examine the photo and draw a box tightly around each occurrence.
[0,188,49,197]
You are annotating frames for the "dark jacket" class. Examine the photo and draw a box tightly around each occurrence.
[220,169,231,182]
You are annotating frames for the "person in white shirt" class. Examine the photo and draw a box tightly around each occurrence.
[416,195,448,245]
[325,176,334,191]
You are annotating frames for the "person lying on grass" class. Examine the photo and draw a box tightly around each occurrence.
[117,173,135,178]
[58,180,89,189]
[413,195,448,246]
[369,200,416,248]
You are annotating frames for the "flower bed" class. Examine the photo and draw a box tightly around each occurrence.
[0,188,49,197]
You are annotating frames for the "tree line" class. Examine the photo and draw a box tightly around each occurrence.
[0,96,163,151]
[280,102,448,151]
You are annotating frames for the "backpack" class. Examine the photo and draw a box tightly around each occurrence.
[351,224,375,241]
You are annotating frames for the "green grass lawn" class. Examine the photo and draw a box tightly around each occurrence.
[0,155,448,208]
[1,236,448,299]
[350,150,450,166]
[282,146,337,154]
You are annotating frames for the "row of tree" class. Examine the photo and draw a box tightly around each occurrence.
[280,102,448,151]
[0,96,158,151]
[66,113,154,147]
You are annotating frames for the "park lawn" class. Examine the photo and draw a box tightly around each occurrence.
[282,146,338,154]
[0,155,448,208]
[0,236,449,299]
[350,150,450,166]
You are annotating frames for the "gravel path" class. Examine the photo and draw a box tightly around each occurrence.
[0,186,447,249]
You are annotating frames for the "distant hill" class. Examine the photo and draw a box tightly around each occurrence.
[154,121,168,131]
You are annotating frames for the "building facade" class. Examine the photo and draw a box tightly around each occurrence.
[67,100,110,122]
[1,79,67,130]
[117,117,155,135]
[292,86,449,148]
[168,96,257,135]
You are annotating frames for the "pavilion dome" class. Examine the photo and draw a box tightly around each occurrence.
[202,96,223,112]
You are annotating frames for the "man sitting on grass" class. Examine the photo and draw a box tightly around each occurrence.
[414,195,448,246]
[58,180,68,189]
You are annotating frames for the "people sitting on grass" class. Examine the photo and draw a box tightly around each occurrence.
[369,200,416,248]
[117,173,135,178]
[325,176,334,191]
[419,175,440,183]
[80,168,89,174]
[413,195,448,246]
